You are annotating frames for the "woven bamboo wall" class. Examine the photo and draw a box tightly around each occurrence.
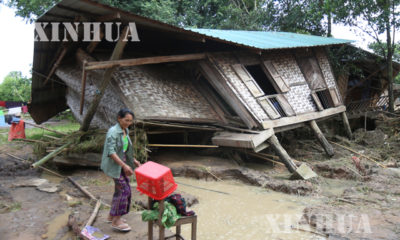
[208,48,341,122]
[113,64,220,121]
[56,64,127,129]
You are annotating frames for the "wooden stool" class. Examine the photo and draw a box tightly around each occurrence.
[148,197,197,240]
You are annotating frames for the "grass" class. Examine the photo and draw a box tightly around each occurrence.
[0,121,80,145]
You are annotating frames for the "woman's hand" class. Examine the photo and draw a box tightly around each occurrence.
[122,164,134,177]
[134,159,141,168]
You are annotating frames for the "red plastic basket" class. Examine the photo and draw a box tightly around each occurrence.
[134,161,177,200]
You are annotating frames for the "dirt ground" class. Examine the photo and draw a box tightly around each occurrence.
[1,113,400,239]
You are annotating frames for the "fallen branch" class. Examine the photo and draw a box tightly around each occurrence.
[24,121,68,136]
[31,142,72,168]
[329,141,386,168]
[346,166,364,178]
[14,138,49,144]
[291,226,327,237]
[67,176,97,200]
[336,198,356,205]
[43,134,61,140]
[86,200,101,226]
[205,167,223,181]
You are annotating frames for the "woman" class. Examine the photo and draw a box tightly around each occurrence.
[101,109,141,232]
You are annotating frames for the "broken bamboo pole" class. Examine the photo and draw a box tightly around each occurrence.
[31,142,72,168]
[341,111,353,139]
[24,121,67,136]
[267,134,297,173]
[309,120,334,157]
[86,200,101,226]
[80,26,129,132]
[67,176,97,200]
[329,141,386,168]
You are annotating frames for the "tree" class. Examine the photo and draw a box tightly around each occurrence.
[0,71,31,102]
[369,42,400,83]
[334,0,400,112]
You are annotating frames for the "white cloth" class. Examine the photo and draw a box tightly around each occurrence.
[8,107,21,115]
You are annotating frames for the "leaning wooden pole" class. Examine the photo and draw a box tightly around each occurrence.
[341,112,353,139]
[31,142,72,168]
[79,26,129,132]
[267,134,297,173]
[309,120,334,157]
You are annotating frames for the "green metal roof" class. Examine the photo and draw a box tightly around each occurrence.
[187,28,353,50]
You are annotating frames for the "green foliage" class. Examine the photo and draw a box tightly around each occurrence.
[6,0,59,23]
[369,42,400,83]
[0,71,31,102]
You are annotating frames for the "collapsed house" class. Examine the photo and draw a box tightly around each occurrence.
[29,0,354,175]
[332,45,400,115]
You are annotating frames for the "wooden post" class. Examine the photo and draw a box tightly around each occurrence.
[341,111,353,139]
[148,197,153,240]
[309,120,334,157]
[158,200,165,239]
[79,26,129,132]
[267,134,297,173]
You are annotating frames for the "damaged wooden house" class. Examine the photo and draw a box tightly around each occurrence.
[29,0,354,177]
[331,45,400,115]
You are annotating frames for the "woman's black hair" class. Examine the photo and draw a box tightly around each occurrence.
[117,108,135,119]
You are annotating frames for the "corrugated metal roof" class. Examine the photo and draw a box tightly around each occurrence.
[187,28,353,50]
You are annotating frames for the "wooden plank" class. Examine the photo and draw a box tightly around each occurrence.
[263,60,289,92]
[85,53,207,70]
[267,134,297,173]
[212,129,274,149]
[243,80,264,97]
[232,64,264,97]
[276,95,295,116]
[329,88,340,106]
[258,97,280,119]
[296,57,326,90]
[231,64,252,81]
[311,91,324,111]
[262,105,346,129]
[198,60,259,129]
[44,47,68,85]
[309,120,334,157]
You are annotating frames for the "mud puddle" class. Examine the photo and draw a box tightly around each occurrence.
[175,177,324,240]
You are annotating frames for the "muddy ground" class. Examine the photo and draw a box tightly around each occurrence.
[1,113,400,239]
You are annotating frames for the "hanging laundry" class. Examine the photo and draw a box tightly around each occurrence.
[0,110,7,127]
[22,105,28,113]
[0,101,5,107]
[8,119,26,141]
[4,115,13,124]
[8,107,22,115]
[5,101,25,109]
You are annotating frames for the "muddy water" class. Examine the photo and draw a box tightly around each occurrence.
[175,177,324,240]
